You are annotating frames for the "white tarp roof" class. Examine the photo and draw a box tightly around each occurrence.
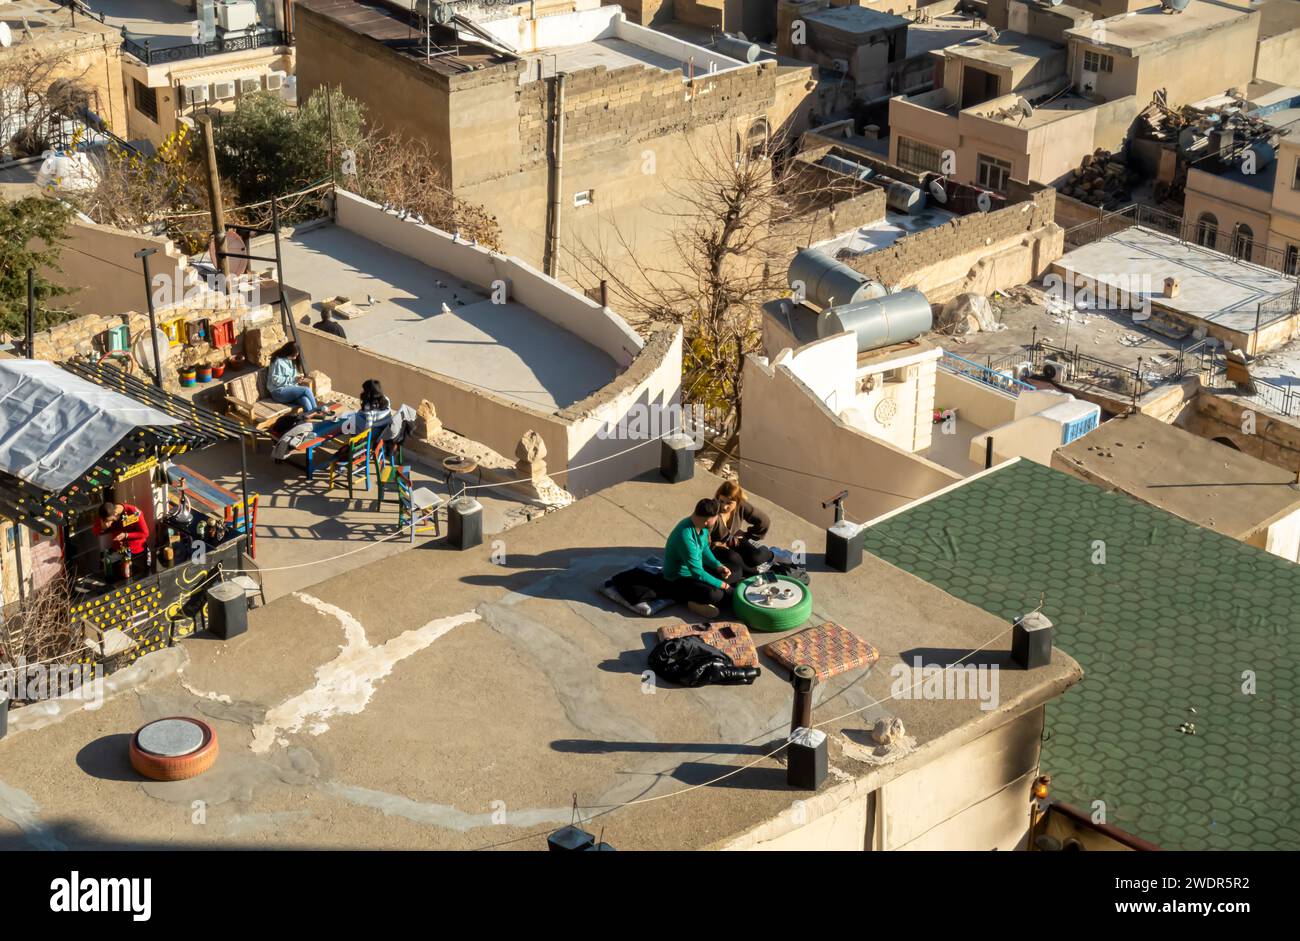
[0,359,179,492]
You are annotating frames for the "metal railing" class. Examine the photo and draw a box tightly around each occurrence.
[938,351,1035,396]
[1203,357,1300,418]
[122,28,289,66]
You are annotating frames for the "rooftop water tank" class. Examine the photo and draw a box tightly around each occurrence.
[816,289,933,353]
[714,34,761,63]
[789,248,886,309]
[820,154,875,183]
[885,181,926,214]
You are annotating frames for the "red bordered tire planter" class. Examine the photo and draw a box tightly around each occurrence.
[129,717,219,781]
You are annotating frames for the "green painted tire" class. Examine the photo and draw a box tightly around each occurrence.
[732,575,813,633]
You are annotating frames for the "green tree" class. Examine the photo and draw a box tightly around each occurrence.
[210,88,366,205]
[0,197,74,339]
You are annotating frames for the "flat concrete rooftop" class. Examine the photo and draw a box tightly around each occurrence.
[1066,3,1252,54]
[946,31,1061,69]
[906,16,992,58]
[1051,227,1298,333]
[279,225,619,411]
[522,37,692,83]
[0,472,1079,850]
[1055,411,1300,539]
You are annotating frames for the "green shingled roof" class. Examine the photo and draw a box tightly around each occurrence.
[861,459,1300,850]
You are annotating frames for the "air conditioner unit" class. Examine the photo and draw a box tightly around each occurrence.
[212,81,236,100]
[183,84,209,105]
[831,58,850,75]
[1041,358,1071,383]
[239,77,261,95]
[216,0,259,33]
[1013,362,1033,381]
[265,71,284,91]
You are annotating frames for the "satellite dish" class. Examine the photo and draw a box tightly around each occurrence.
[207,229,248,276]
[1017,97,1035,118]
[133,330,173,374]
[928,177,948,204]
[0,23,12,48]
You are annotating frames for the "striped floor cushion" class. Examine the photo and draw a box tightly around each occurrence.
[763,622,880,682]
[656,620,759,668]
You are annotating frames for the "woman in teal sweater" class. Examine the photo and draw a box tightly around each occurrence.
[662,498,740,617]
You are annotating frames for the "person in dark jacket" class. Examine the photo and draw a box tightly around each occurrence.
[709,480,774,578]
[662,498,741,617]
[314,307,347,340]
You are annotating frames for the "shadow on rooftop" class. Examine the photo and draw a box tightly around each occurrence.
[900,646,1017,669]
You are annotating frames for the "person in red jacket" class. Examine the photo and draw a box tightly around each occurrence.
[94,501,151,575]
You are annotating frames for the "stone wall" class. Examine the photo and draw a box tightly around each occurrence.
[1182,391,1300,475]
[844,185,1059,295]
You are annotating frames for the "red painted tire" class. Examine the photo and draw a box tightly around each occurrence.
[129,717,219,781]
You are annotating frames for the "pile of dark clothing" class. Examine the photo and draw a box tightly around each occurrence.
[647,635,759,688]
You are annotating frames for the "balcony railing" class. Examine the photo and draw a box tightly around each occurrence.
[122,28,289,66]
[938,351,1035,397]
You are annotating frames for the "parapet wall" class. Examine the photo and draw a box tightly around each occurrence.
[334,189,643,365]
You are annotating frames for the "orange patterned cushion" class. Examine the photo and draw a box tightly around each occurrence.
[763,622,880,682]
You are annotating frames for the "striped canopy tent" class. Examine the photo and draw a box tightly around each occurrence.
[0,360,249,535]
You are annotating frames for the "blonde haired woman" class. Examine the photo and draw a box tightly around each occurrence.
[709,480,773,578]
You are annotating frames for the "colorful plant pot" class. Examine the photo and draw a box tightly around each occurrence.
[211,363,226,378]
[179,368,197,387]
[196,366,213,383]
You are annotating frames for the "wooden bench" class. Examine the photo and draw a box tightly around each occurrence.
[223,370,292,430]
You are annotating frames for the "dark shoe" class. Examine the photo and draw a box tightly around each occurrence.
[688,601,720,619]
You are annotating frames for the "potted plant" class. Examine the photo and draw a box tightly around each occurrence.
[211,362,226,379]
[179,366,197,387]
[196,364,213,383]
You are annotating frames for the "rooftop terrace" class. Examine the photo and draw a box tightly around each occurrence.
[279,224,619,411]
[0,470,1080,850]
[1065,2,1254,55]
[862,458,1300,850]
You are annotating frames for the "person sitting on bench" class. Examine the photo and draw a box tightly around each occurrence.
[710,479,773,578]
[662,498,741,618]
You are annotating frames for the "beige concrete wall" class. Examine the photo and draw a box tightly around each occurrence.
[1255,29,1300,87]
[935,368,1019,429]
[741,354,961,527]
[737,706,1047,851]
[46,219,187,318]
[317,191,684,495]
[1184,391,1300,475]
[1270,140,1300,231]
[295,4,789,289]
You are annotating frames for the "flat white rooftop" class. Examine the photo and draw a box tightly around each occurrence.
[1051,227,1298,333]
[812,206,957,259]
[522,37,696,83]
[278,226,618,411]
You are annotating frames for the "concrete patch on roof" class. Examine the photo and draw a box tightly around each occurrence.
[249,594,480,753]
[478,601,656,743]
[0,779,66,851]
[322,781,571,833]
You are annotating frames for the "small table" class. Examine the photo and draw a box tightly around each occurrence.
[271,402,345,479]
[442,456,482,500]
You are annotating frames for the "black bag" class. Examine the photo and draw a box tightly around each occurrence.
[771,561,810,585]
[648,636,760,687]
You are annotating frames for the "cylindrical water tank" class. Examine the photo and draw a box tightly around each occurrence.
[714,35,761,63]
[885,181,925,214]
[821,154,875,183]
[788,248,886,309]
[816,290,933,353]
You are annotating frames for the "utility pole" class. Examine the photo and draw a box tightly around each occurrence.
[198,113,229,281]
[25,268,35,357]
[545,72,566,278]
[134,248,165,389]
